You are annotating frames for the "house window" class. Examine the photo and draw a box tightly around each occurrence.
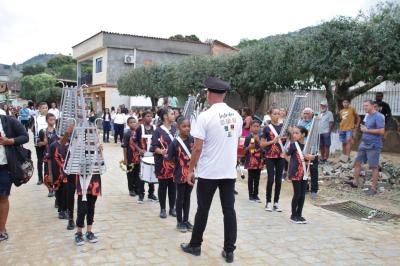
[95,57,103,73]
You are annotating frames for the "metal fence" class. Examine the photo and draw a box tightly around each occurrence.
[268,89,400,116]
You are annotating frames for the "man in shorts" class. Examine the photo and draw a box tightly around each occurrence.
[346,100,385,196]
[318,100,334,164]
[339,99,360,162]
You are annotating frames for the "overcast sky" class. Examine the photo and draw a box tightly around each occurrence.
[0,0,379,65]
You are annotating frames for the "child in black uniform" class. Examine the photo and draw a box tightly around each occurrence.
[284,126,315,224]
[122,117,140,197]
[167,117,194,233]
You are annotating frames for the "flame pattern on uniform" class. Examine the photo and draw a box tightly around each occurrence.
[76,174,102,196]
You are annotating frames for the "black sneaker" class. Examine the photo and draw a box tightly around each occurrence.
[148,194,158,202]
[234,190,238,195]
[137,195,144,204]
[160,209,167,219]
[184,221,193,231]
[85,232,98,243]
[290,215,302,224]
[0,232,9,241]
[249,196,255,202]
[67,220,75,230]
[48,191,54,197]
[75,232,85,246]
[129,191,137,197]
[254,196,262,203]
[177,223,188,233]
[298,217,308,224]
[58,211,68,220]
[169,208,177,217]
[37,180,43,185]
[221,250,234,263]
[180,243,201,256]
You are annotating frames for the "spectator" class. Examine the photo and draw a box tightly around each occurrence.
[339,99,360,162]
[18,104,31,131]
[346,100,385,196]
[110,106,116,136]
[279,108,287,124]
[3,105,13,116]
[242,108,253,137]
[170,96,179,108]
[48,102,60,123]
[0,113,29,241]
[318,100,334,164]
[375,92,391,123]
[102,108,111,143]
[113,107,125,144]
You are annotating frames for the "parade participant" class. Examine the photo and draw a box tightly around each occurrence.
[40,113,58,197]
[244,120,263,203]
[122,117,140,197]
[0,113,29,241]
[284,126,314,224]
[135,111,157,203]
[150,107,176,219]
[339,99,360,161]
[298,107,319,199]
[102,108,112,143]
[48,125,69,220]
[113,107,125,144]
[318,100,334,164]
[261,108,285,211]
[346,100,385,195]
[74,169,102,245]
[181,77,243,263]
[167,116,194,233]
[242,108,252,137]
[33,102,49,185]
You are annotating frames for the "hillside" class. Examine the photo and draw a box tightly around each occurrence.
[19,53,59,67]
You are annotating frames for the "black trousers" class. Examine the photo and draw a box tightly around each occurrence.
[56,182,67,213]
[114,124,124,143]
[158,179,176,210]
[35,147,45,182]
[139,181,155,197]
[266,158,284,203]
[176,183,193,223]
[21,120,29,131]
[247,169,261,198]
[291,180,307,217]
[127,164,140,193]
[310,157,319,193]
[190,178,237,253]
[67,175,76,220]
[76,194,97,228]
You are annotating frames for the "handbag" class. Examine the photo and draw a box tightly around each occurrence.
[9,145,34,186]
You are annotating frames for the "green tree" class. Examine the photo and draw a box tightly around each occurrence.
[20,73,56,102]
[235,38,260,49]
[169,34,201,42]
[36,87,62,104]
[47,55,77,80]
[21,64,46,76]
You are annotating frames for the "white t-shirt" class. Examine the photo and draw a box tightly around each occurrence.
[0,120,8,165]
[48,108,60,119]
[191,102,243,179]
[113,113,126,125]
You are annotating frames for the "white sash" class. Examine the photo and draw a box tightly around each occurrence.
[141,124,155,152]
[268,124,285,152]
[294,141,309,180]
[176,136,191,159]
[160,125,174,142]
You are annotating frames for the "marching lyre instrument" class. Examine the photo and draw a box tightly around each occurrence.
[302,115,320,180]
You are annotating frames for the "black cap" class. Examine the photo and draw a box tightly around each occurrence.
[204,77,230,93]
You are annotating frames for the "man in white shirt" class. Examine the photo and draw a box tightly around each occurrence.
[181,77,243,263]
[48,102,60,121]
[33,103,48,185]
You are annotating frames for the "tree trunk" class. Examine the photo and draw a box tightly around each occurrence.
[151,97,159,107]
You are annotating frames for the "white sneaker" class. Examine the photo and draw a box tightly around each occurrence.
[265,202,273,212]
[273,202,282,212]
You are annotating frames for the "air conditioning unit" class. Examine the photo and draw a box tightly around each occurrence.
[124,55,135,64]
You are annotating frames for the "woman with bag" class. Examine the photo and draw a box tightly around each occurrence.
[0,114,29,241]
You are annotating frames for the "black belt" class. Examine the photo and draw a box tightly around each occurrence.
[0,164,8,170]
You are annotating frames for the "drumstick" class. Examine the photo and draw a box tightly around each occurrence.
[158,138,166,150]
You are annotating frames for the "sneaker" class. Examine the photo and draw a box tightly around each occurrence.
[265,202,273,212]
[365,189,377,196]
[311,192,317,200]
[0,232,9,241]
[37,180,43,185]
[221,250,234,263]
[273,202,282,212]
[85,232,98,243]
[344,180,358,188]
[58,211,68,220]
[169,208,177,217]
[160,209,167,219]
[177,223,188,233]
[129,191,137,197]
[298,217,308,224]
[48,191,54,197]
[254,196,262,203]
[180,243,201,256]
[148,194,158,202]
[67,220,75,230]
[75,232,85,246]
[249,196,255,202]
[290,215,302,224]
[137,195,144,204]
[184,221,193,231]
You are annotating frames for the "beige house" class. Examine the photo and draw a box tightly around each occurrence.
[72,31,238,112]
